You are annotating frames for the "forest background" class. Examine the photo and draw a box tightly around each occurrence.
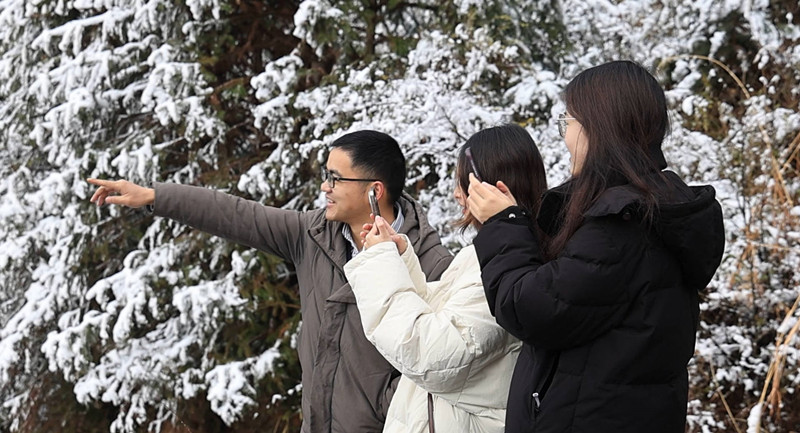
[1,0,799,432]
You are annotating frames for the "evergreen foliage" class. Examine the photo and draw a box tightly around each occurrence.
[0,0,798,432]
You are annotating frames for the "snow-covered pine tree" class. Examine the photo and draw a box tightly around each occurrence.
[2,0,799,432]
[0,0,231,431]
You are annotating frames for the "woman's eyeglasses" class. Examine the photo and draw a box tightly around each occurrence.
[321,167,380,188]
[557,113,576,138]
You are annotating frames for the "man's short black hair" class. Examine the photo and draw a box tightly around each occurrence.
[330,130,406,203]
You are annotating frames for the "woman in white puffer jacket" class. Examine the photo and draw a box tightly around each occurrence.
[344,124,548,433]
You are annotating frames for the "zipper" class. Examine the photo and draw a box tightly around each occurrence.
[532,392,542,414]
[531,352,559,420]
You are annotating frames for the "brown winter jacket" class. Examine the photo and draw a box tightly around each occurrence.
[152,182,454,433]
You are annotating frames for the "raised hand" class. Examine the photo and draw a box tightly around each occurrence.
[466,173,517,223]
[363,216,407,254]
[87,178,155,208]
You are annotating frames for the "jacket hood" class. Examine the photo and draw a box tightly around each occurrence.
[577,171,725,292]
[653,178,724,292]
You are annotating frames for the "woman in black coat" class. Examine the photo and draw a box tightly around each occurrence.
[466,60,725,433]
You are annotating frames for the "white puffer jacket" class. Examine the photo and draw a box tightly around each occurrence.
[344,239,521,433]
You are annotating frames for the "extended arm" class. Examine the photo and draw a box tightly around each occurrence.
[87,178,306,261]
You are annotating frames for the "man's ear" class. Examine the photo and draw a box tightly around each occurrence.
[372,182,387,202]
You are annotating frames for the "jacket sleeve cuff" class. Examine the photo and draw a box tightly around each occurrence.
[145,181,158,214]
[397,235,430,297]
[484,205,532,226]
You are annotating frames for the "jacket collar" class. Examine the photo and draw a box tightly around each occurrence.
[539,172,660,222]
[536,174,647,235]
[307,192,435,303]
[584,186,643,217]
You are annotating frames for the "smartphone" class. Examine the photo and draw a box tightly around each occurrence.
[368,187,381,217]
[465,147,483,182]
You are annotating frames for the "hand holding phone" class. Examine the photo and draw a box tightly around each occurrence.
[368,187,381,218]
[364,215,406,253]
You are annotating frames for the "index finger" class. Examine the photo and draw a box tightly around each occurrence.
[369,218,382,236]
[375,215,394,234]
[87,178,114,188]
[468,173,488,199]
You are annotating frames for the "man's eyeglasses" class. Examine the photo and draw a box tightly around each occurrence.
[321,167,380,188]
[557,113,576,138]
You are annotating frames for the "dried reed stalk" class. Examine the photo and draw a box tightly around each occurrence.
[755,294,800,432]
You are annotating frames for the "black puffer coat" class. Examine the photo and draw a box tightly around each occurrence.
[474,171,724,433]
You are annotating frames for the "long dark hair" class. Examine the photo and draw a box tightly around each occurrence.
[456,123,547,231]
[548,60,670,257]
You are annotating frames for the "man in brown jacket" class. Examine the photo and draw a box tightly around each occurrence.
[87,130,454,433]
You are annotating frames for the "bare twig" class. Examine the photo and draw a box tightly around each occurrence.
[780,130,800,173]
[710,362,744,433]
[435,99,468,142]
